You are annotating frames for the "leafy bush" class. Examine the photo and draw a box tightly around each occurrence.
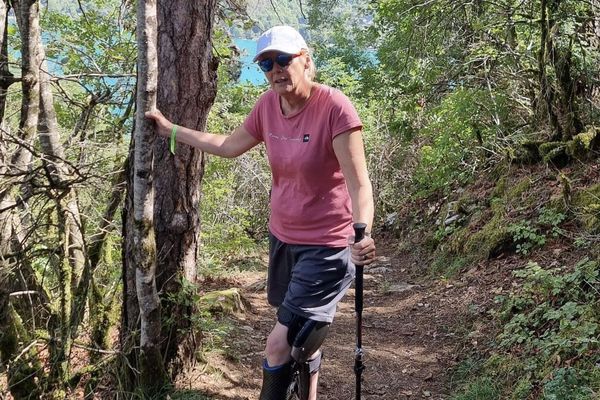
[457,258,600,398]
[201,83,269,270]
[507,221,546,255]
[412,88,506,195]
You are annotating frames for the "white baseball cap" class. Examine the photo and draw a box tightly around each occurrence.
[253,26,308,62]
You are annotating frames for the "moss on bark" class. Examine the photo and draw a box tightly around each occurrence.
[571,184,600,234]
[0,294,43,399]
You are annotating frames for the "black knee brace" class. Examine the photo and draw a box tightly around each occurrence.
[277,306,330,366]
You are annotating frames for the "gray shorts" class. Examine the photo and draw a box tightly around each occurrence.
[267,233,355,323]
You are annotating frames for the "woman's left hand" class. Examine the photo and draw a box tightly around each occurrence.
[350,236,376,266]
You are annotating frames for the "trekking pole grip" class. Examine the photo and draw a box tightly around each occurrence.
[353,222,367,243]
[353,222,367,313]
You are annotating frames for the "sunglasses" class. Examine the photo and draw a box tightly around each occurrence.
[257,53,302,72]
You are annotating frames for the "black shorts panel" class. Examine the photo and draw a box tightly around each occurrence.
[267,233,355,323]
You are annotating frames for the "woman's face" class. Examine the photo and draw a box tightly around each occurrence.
[259,51,309,95]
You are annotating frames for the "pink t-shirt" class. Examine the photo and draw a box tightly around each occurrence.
[243,84,362,247]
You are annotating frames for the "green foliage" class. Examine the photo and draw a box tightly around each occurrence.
[307,0,375,96]
[507,221,546,255]
[506,207,565,255]
[571,184,600,234]
[463,258,600,398]
[538,208,567,238]
[200,158,256,255]
[451,377,500,400]
[314,57,362,96]
[201,83,269,273]
[412,88,505,195]
[42,1,136,122]
[543,368,593,400]
[164,278,233,353]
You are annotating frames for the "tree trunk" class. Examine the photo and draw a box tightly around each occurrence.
[0,1,45,398]
[595,0,600,39]
[11,0,40,171]
[121,0,168,396]
[121,0,218,389]
[538,0,563,140]
[35,31,91,394]
[537,0,584,142]
[154,0,218,373]
[0,0,15,122]
[1,0,48,323]
[0,289,43,399]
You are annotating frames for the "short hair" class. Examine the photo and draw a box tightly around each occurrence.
[304,51,316,81]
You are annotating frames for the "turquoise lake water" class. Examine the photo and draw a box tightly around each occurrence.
[235,38,266,85]
[11,37,264,86]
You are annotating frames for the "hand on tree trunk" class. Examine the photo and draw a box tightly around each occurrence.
[145,109,174,138]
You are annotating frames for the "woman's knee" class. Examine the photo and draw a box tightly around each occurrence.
[265,323,291,365]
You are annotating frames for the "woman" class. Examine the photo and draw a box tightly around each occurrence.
[146,25,376,400]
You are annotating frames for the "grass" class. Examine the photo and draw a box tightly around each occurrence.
[170,390,213,399]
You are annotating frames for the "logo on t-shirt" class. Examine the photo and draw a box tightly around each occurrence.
[303,134,310,142]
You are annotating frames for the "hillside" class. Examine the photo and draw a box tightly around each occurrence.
[171,150,600,399]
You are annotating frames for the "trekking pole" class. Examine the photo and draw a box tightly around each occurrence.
[353,222,367,400]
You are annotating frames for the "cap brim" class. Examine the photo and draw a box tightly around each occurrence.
[252,46,299,62]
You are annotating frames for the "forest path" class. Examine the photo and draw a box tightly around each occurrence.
[176,244,483,400]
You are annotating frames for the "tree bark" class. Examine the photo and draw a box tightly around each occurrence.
[121,0,168,395]
[121,0,218,387]
[154,0,218,373]
[537,0,584,141]
[0,0,13,122]
[11,0,40,171]
[538,0,563,140]
[0,1,44,398]
[1,0,47,317]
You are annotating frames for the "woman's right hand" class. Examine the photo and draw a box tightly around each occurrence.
[145,109,173,138]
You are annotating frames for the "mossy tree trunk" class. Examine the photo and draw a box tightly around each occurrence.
[121,0,218,392]
[0,0,15,121]
[0,2,45,397]
[538,0,562,139]
[3,0,43,338]
[153,0,217,373]
[121,0,168,396]
[36,22,90,397]
[537,0,584,142]
[0,289,43,399]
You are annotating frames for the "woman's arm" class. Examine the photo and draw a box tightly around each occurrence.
[333,128,376,265]
[145,109,260,158]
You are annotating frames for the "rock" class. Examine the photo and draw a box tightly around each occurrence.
[387,283,418,293]
[385,212,398,228]
[199,288,251,315]
[444,214,460,226]
[368,267,392,274]
[246,279,267,291]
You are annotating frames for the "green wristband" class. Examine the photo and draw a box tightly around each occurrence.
[169,124,177,155]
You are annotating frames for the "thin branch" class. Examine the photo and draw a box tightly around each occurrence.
[268,0,283,24]
[298,0,307,21]
[9,290,39,297]
[76,0,87,20]
[50,72,136,81]
[12,339,40,363]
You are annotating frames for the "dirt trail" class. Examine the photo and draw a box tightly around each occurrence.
[178,246,483,400]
